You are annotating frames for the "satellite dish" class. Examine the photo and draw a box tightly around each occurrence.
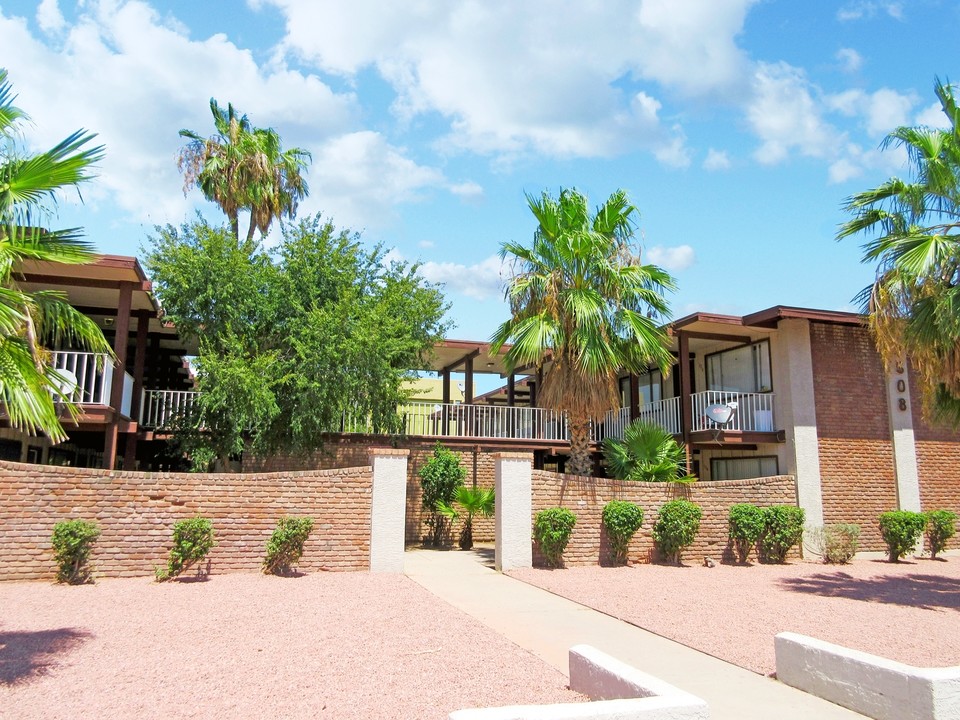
[704,403,736,426]
[52,369,78,401]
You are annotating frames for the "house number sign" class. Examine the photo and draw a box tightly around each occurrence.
[895,363,907,412]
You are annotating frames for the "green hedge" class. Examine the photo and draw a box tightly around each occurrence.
[602,501,643,565]
[652,500,701,564]
[534,507,577,568]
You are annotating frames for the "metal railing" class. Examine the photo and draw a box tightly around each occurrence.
[140,390,200,429]
[51,351,134,417]
[690,391,775,433]
[635,396,682,436]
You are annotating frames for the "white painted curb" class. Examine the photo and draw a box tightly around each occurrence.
[775,632,960,720]
[450,644,709,719]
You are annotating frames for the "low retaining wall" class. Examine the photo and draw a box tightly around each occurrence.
[775,632,960,720]
[0,458,376,581]
[531,470,798,566]
[450,645,709,719]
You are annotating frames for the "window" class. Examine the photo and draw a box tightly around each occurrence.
[638,369,662,405]
[711,456,779,481]
[706,341,771,393]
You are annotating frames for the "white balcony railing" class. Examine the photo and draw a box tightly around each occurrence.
[635,396,682,436]
[592,406,632,442]
[140,390,200,429]
[51,351,134,417]
[690,390,775,433]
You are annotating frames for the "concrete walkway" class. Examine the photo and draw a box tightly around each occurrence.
[405,547,867,720]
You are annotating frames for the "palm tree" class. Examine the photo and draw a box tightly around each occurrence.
[492,188,675,476]
[838,77,960,424]
[436,486,495,550]
[0,68,113,442]
[178,99,311,242]
[602,420,696,483]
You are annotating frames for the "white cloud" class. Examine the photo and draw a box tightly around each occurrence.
[36,0,65,33]
[646,245,696,272]
[835,48,863,73]
[261,0,757,163]
[703,148,731,171]
[449,181,484,201]
[418,240,435,249]
[418,254,507,300]
[747,62,840,165]
[827,141,908,184]
[837,1,903,21]
[915,102,949,129]
[826,87,916,137]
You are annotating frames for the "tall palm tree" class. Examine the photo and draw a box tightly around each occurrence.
[178,100,311,242]
[838,77,960,424]
[0,68,113,442]
[492,188,675,476]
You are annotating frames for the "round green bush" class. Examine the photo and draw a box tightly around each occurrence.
[728,504,765,563]
[264,517,315,575]
[652,499,702,564]
[51,519,101,585]
[602,501,643,565]
[534,507,577,568]
[924,510,957,560]
[879,510,926,562]
[758,505,805,564]
[156,516,215,582]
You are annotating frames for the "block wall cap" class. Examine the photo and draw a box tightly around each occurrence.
[367,448,411,457]
[491,452,534,460]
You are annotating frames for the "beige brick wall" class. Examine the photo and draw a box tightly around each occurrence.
[0,460,372,581]
[530,470,798,566]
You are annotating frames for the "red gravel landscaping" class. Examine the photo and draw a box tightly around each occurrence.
[0,572,578,719]
[510,556,960,676]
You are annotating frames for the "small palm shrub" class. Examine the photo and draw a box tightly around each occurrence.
[652,500,701,564]
[264,517,315,575]
[156,516,215,581]
[728,504,765,563]
[601,501,643,565]
[879,510,926,563]
[813,524,860,564]
[419,444,466,546]
[602,421,696,483]
[758,505,805,564]
[51,519,101,584]
[924,510,957,560]
[533,507,577,568]
[437,486,495,550]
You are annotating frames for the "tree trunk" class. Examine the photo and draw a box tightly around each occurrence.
[567,415,593,477]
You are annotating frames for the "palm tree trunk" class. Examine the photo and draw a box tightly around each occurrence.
[245,216,257,244]
[228,211,240,241]
[567,414,593,476]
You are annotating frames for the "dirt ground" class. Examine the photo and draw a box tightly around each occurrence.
[511,554,960,675]
[0,571,579,719]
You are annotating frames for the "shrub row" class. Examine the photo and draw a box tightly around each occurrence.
[879,509,957,562]
[50,516,315,584]
[727,504,805,564]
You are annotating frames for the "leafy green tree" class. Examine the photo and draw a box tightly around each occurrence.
[602,420,696,483]
[418,444,466,546]
[492,189,675,477]
[838,78,960,424]
[0,68,112,442]
[146,214,448,470]
[179,99,310,242]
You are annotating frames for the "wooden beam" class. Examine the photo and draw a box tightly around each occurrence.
[464,355,474,404]
[678,331,692,467]
[440,348,481,374]
[20,273,151,292]
[104,282,133,468]
[679,330,753,345]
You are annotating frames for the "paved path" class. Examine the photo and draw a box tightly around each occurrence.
[405,547,866,720]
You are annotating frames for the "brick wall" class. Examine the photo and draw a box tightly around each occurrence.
[810,322,898,550]
[0,460,372,581]
[530,470,797,566]
[245,437,498,545]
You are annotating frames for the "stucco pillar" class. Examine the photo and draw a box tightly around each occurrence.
[495,452,532,571]
[368,448,409,573]
[886,359,922,513]
[777,319,825,531]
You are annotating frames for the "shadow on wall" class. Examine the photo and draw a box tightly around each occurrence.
[777,571,960,611]
[0,628,92,685]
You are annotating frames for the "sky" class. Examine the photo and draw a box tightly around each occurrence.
[2,0,958,349]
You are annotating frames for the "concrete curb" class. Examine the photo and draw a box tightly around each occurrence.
[775,632,960,720]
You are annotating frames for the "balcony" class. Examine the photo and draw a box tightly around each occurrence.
[140,389,200,429]
[52,351,134,418]
[690,390,775,433]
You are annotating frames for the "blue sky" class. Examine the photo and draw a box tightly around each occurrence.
[2,0,958,345]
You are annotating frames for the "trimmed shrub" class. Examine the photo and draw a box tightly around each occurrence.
[51,519,101,584]
[728,504,765,563]
[156,516,215,581]
[534,507,577,568]
[602,501,644,565]
[264,517,315,575]
[878,510,926,562]
[814,523,860,564]
[419,444,466,546]
[758,505,805,564]
[924,510,957,560]
[652,500,702,565]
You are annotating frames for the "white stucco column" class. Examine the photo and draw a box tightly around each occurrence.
[368,448,409,573]
[495,452,532,571]
[776,319,825,530]
[886,359,922,513]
